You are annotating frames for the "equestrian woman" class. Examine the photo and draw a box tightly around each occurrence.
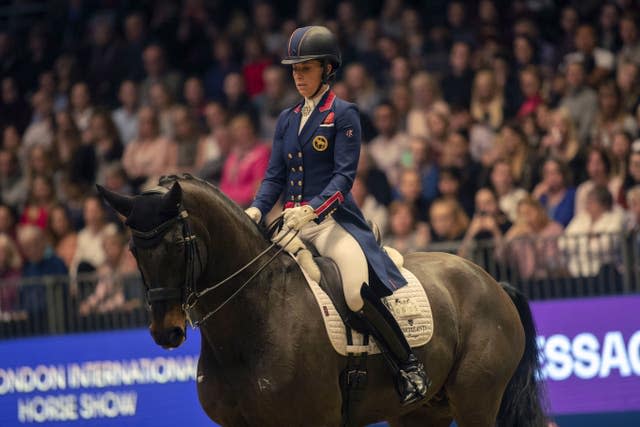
[244,26,429,405]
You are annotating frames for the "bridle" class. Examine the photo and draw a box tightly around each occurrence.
[130,203,298,328]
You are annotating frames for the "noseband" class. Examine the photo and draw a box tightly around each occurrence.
[130,201,299,328]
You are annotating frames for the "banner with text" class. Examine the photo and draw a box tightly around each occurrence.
[0,329,211,426]
[534,295,640,415]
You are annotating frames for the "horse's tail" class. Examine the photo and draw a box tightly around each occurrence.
[496,282,548,427]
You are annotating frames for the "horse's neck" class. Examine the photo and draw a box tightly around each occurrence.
[195,203,283,347]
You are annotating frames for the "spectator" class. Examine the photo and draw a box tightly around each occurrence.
[0,204,17,240]
[53,54,77,110]
[51,114,95,187]
[70,196,115,280]
[102,162,133,197]
[533,157,576,227]
[87,110,124,183]
[383,200,428,254]
[140,44,183,104]
[424,108,450,162]
[357,146,393,206]
[396,168,429,222]
[19,175,56,230]
[369,102,410,186]
[490,159,528,222]
[441,41,473,109]
[540,108,583,176]
[253,66,298,140]
[0,233,21,318]
[458,187,512,258]
[616,61,640,114]
[219,114,270,207]
[517,66,544,118]
[559,185,624,277]
[17,224,67,329]
[0,149,28,209]
[485,123,538,191]
[436,166,474,218]
[195,102,231,182]
[121,12,147,81]
[501,196,564,280]
[242,35,273,98]
[611,130,632,182]
[78,227,138,316]
[70,82,94,133]
[149,82,176,138]
[512,35,538,72]
[559,60,598,144]
[575,147,622,216]
[183,76,206,125]
[343,63,381,116]
[617,14,640,68]
[47,204,78,269]
[204,37,241,101]
[565,24,614,87]
[168,106,200,174]
[352,174,389,237]
[599,3,621,53]
[388,83,411,130]
[470,68,505,130]
[23,90,54,152]
[112,80,139,146]
[439,131,481,209]
[0,77,30,133]
[221,72,258,127]
[122,107,172,188]
[590,80,637,147]
[406,71,443,138]
[428,198,469,243]
[625,185,640,231]
[617,142,640,208]
[83,15,122,105]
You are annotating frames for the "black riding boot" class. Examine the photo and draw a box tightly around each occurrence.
[357,284,431,405]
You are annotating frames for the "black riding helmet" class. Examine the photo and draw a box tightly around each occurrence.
[282,26,341,96]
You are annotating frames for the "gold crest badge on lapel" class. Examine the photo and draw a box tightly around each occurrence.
[313,135,329,152]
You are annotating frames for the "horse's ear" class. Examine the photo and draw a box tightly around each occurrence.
[96,185,134,217]
[162,182,182,210]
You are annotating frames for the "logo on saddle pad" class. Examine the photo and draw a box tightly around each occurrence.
[387,298,421,319]
[313,135,329,152]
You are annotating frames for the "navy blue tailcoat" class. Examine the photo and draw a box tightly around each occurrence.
[251,90,407,296]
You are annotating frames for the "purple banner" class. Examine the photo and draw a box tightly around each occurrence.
[532,295,640,415]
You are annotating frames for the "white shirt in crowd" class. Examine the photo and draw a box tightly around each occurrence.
[558,207,624,277]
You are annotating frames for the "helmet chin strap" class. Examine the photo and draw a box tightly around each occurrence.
[309,59,329,99]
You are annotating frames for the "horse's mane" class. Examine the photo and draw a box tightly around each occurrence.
[157,174,269,242]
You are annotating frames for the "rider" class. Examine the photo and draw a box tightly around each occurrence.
[244,26,429,405]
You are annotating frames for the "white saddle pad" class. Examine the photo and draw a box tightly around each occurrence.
[297,256,434,356]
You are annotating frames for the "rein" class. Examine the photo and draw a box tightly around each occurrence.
[132,207,298,328]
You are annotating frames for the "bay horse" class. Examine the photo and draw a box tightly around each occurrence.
[98,175,546,427]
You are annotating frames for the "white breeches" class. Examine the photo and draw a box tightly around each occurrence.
[299,217,368,312]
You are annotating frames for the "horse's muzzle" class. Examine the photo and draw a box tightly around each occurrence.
[151,326,186,348]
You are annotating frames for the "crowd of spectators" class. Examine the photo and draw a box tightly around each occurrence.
[2,0,640,320]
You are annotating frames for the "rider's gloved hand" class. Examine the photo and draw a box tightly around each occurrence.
[283,205,317,230]
[244,207,262,224]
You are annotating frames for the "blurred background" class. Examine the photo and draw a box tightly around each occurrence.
[0,0,639,426]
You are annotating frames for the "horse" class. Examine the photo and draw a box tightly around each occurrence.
[98,175,547,427]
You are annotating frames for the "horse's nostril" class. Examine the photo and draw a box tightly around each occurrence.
[167,327,184,346]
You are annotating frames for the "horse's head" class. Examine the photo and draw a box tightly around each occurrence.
[98,182,205,349]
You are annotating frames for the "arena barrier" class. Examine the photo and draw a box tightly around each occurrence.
[1,231,640,339]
